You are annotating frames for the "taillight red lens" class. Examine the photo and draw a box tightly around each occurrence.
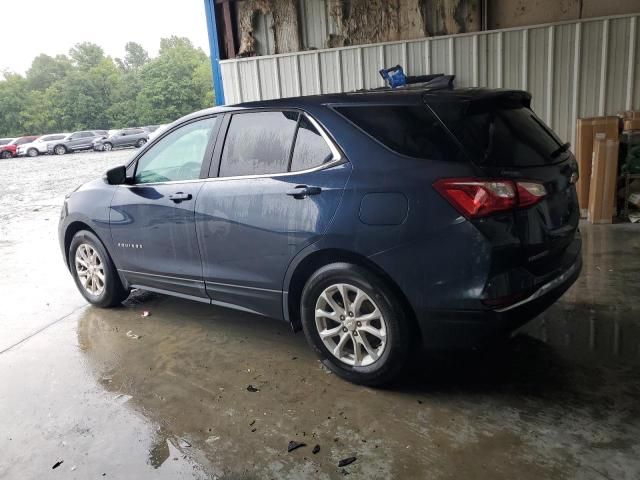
[433,178,547,218]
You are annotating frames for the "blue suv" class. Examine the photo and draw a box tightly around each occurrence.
[59,88,582,385]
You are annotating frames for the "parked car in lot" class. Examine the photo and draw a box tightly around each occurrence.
[93,127,149,151]
[17,133,69,157]
[48,131,105,155]
[59,87,582,386]
[0,135,39,158]
[0,138,15,146]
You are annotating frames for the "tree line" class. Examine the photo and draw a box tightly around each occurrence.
[0,37,214,137]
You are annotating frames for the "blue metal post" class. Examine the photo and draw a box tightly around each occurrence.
[204,0,225,105]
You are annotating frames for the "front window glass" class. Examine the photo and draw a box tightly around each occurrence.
[135,117,217,184]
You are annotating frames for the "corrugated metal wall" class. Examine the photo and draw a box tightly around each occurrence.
[220,13,640,145]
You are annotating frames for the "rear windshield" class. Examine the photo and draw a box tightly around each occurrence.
[334,105,461,161]
[428,97,566,167]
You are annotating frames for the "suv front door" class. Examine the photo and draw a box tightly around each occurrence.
[196,111,351,318]
[109,116,219,300]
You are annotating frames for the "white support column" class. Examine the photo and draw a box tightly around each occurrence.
[379,45,385,86]
[522,29,529,91]
[425,39,431,74]
[472,34,479,87]
[599,19,610,115]
[546,25,555,126]
[336,50,343,92]
[448,37,455,74]
[358,48,365,90]
[273,59,282,98]
[571,22,582,147]
[497,31,503,88]
[626,16,637,110]
[294,55,302,96]
[315,52,322,94]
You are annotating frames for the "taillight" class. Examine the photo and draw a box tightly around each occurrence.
[433,178,547,218]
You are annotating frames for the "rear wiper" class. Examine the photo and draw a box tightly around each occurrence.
[551,142,571,158]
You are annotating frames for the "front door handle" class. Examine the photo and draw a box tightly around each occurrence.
[169,192,192,202]
[286,185,322,199]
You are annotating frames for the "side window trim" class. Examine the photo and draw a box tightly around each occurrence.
[126,114,221,185]
[209,109,343,180]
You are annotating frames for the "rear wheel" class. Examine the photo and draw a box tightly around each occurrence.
[135,138,147,148]
[69,230,128,308]
[1,151,12,159]
[54,145,66,155]
[27,148,39,157]
[301,263,411,386]
[102,142,113,152]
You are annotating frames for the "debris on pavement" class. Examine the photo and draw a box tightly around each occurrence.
[338,456,357,467]
[126,330,141,340]
[178,439,191,448]
[141,311,151,317]
[251,428,257,432]
[52,460,64,469]
[312,444,320,454]
[70,465,77,471]
[246,385,259,392]
[287,441,306,452]
[249,420,255,426]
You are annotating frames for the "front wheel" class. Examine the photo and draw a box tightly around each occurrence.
[68,230,129,308]
[27,148,39,157]
[102,142,113,152]
[135,138,147,148]
[54,145,66,155]
[1,151,12,159]
[301,263,411,386]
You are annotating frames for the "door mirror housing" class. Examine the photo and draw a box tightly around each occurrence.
[105,165,128,185]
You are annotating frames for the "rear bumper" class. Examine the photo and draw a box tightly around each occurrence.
[417,250,582,350]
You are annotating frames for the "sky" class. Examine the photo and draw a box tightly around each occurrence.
[0,0,211,74]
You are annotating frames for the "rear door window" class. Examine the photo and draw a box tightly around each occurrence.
[428,98,566,167]
[335,105,460,161]
[219,111,298,177]
[290,116,333,171]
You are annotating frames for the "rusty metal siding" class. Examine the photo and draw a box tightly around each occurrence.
[220,14,640,145]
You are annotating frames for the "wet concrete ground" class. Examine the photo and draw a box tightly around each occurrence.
[1,151,640,479]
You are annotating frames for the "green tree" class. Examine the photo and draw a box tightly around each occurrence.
[136,36,214,124]
[26,54,72,91]
[0,73,30,136]
[69,42,105,70]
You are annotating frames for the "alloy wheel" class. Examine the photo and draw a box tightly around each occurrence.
[28,148,38,157]
[103,143,112,152]
[55,146,65,155]
[315,283,387,367]
[75,243,106,296]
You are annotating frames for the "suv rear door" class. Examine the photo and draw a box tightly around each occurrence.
[427,93,580,277]
[195,110,351,318]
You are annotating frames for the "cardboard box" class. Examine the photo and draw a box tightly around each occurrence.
[588,135,619,224]
[618,111,640,120]
[623,118,640,132]
[575,116,619,216]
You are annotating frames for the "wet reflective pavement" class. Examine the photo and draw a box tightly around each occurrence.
[1,153,640,479]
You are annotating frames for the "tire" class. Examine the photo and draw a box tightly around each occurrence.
[300,262,411,386]
[135,138,147,148]
[102,142,113,152]
[27,148,39,157]
[54,145,66,155]
[68,230,129,308]
[1,150,12,159]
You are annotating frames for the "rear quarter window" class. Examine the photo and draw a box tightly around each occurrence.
[334,105,461,161]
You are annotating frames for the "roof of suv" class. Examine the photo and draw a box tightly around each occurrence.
[186,87,532,122]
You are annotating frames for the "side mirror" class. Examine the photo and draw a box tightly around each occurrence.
[105,165,127,185]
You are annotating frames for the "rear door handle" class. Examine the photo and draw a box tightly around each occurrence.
[286,185,322,199]
[169,192,192,202]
